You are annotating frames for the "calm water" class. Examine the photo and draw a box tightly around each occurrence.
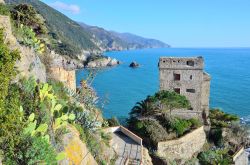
[76,48,250,122]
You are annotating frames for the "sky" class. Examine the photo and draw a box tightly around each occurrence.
[42,0,250,48]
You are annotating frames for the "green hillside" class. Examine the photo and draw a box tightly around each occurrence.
[6,0,100,58]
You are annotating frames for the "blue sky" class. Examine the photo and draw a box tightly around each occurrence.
[42,0,250,47]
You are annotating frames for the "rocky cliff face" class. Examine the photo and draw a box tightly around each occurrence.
[48,67,76,91]
[0,15,46,82]
[59,126,98,165]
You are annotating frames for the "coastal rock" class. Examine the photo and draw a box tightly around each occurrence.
[129,61,139,68]
[59,125,98,165]
[86,57,120,68]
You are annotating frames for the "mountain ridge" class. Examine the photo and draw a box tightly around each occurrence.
[79,22,170,51]
[6,0,170,60]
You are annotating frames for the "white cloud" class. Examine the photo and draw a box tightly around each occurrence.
[50,1,80,14]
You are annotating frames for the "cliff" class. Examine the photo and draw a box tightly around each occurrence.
[48,67,76,91]
[59,126,98,165]
[0,13,107,164]
[0,15,46,82]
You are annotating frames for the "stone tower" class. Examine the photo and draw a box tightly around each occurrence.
[159,57,211,120]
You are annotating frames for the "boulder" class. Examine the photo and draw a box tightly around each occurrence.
[129,61,139,68]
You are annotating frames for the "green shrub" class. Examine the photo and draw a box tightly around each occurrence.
[25,137,57,165]
[198,149,232,165]
[4,136,57,165]
[209,109,239,128]
[171,118,192,137]
[143,119,169,146]
[10,4,47,35]
[106,117,120,127]
[17,24,45,53]
[189,118,202,128]
[0,28,22,162]
[0,4,10,15]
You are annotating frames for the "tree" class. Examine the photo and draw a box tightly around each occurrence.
[130,100,155,117]
[149,90,191,115]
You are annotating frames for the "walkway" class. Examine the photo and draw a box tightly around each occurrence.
[110,132,142,165]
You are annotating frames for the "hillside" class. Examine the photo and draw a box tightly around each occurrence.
[80,22,170,50]
[5,0,100,58]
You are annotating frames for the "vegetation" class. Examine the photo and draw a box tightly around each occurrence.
[0,3,10,15]
[198,149,233,165]
[196,109,248,165]
[209,108,239,128]
[129,90,191,118]
[128,90,200,148]
[106,117,120,127]
[10,4,47,35]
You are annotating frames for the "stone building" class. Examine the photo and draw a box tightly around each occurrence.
[158,57,211,121]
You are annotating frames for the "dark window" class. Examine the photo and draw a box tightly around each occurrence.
[186,89,195,93]
[174,73,181,81]
[187,60,194,66]
[190,75,193,80]
[174,88,180,94]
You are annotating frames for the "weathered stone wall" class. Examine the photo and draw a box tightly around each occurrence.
[0,15,46,82]
[233,148,249,165]
[48,67,76,91]
[157,126,206,161]
[159,57,210,120]
[201,72,211,118]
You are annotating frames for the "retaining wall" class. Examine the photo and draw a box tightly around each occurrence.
[157,126,206,161]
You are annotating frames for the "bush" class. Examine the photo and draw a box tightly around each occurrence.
[171,118,192,137]
[189,118,202,128]
[0,28,23,162]
[10,4,47,35]
[198,149,232,165]
[0,4,10,15]
[209,109,239,128]
[143,119,169,146]
[106,117,120,127]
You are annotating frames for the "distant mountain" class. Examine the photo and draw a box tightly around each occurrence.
[79,23,128,51]
[6,0,170,59]
[80,23,170,51]
[111,32,170,49]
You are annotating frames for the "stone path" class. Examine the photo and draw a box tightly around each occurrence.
[110,132,142,165]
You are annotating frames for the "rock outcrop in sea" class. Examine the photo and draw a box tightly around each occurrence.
[129,61,140,68]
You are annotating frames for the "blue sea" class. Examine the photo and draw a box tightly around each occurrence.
[76,48,250,123]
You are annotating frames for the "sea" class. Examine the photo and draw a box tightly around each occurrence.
[76,48,250,124]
